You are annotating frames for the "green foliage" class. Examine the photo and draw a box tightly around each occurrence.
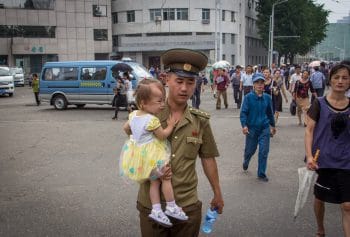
[256,0,329,63]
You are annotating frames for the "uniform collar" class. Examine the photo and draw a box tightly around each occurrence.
[158,101,194,127]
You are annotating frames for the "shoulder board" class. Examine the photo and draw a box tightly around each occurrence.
[189,107,211,119]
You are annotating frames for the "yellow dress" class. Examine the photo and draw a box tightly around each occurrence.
[119,111,170,183]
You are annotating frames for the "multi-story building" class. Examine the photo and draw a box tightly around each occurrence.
[111,0,266,68]
[0,0,112,75]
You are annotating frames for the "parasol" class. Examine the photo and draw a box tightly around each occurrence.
[212,60,231,70]
[309,60,321,68]
[293,149,320,220]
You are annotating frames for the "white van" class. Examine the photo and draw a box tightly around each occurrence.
[0,66,15,97]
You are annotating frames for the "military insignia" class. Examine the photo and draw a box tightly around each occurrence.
[183,63,192,71]
[192,130,198,137]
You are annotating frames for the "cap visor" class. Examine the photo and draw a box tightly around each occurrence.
[172,70,197,78]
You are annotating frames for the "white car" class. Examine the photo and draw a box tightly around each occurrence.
[11,67,25,86]
[0,66,15,97]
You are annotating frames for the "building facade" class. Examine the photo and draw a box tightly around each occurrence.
[0,0,112,75]
[111,0,266,68]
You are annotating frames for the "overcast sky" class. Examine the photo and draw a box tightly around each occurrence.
[315,0,350,22]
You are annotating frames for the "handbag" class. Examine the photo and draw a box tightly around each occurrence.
[290,100,296,116]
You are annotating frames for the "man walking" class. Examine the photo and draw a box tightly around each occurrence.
[231,65,242,109]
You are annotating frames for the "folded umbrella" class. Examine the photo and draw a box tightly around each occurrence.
[293,149,320,220]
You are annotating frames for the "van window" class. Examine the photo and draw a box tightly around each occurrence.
[81,67,107,81]
[43,67,78,81]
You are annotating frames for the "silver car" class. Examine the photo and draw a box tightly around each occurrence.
[11,67,25,87]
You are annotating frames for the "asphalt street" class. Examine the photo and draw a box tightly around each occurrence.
[0,86,343,237]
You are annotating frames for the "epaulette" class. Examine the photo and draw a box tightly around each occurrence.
[189,107,211,119]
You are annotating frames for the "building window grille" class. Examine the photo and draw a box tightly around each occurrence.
[222,10,225,21]
[163,8,175,21]
[94,29,108,41]
[150,9,161,21]
[176,8,188,20]
[127,11,135,22]
[112,13,118,24]
[231,34,235,44]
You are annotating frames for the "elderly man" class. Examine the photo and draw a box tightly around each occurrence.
[136,48,224,237]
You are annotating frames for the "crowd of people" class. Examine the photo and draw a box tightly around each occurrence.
[115,52,349,237]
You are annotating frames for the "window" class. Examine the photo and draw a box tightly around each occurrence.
[231,34,235,44]
[112,13,118,24]
[177,8,188,20]
[202,9,210,20]
[81,67,107,81]
[222,33,225,44]
[231,55,235,65]
[222,10,225,21]
[150,9,161,21]
[127,11,135,22]
[93,5,107,17]
[1,0,55,10]
[43,67,78,81]
[0,25,55,38]
[222,54,226,60]
[94,29,108,41]
[112,35,118,47]
[163,8,175,21]
[231,11,235,22]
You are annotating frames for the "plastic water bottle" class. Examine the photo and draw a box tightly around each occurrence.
[201,207,218,234]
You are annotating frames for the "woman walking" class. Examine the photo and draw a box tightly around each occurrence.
[293,70,317,126]
[272,69,288,124]
[305,64,350,237]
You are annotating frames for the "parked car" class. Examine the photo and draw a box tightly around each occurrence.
[10,67,25,86]
[0,66,15,96]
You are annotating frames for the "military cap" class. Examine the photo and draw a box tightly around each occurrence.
[161,48,208,78]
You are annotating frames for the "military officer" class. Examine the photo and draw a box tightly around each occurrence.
[136,48,224,237]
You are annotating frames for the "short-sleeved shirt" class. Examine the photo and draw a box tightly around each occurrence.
[240,73,253,86]
[137,104,219,208]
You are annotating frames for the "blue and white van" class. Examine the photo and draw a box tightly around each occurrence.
[39,60,152,110]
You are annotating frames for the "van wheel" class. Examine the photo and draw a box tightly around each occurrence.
[76,104,85,108]
[8,93,13,97]
[53,95,67,110]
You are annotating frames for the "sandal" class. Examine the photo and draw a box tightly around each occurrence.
[165,206,189,221]
[148,209,173,227]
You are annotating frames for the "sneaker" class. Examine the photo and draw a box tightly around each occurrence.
[148,209,173,227]
[165,206,189,221]
[258,176,269,182]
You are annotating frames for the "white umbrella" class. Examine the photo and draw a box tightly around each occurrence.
[293,149,320,220]
[309,60,321,67]
[212,60,231,70]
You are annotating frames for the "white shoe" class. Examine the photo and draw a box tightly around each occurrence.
[165,206,189,221]
[148,209,173,227]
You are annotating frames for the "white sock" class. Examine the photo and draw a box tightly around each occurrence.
[152,203,162,212]
[166,200,176,208]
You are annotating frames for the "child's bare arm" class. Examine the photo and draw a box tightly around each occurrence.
[153,115,178,140]
[123,121,131,135]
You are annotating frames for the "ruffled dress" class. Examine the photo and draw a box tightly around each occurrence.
[119,111,170,183]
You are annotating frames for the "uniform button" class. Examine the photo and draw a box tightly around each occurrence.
[174,136,178,139]
[172,154,175,158]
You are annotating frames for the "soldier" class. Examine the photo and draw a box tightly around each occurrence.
[136,48,224,237]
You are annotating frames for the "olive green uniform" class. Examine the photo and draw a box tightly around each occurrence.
[137,104,219,237]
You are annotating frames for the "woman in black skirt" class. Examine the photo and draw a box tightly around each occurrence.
[112,77,130,120]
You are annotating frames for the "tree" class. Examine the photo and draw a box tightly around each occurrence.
[256,0,329,64]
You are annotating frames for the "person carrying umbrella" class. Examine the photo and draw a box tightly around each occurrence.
[305,64,350,237]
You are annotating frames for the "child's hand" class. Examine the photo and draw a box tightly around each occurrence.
[167,114,178,128]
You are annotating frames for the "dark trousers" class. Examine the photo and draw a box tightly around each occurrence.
[137,201,202,237]
[232,85,242,108]
[34,92,40,105]
[243,86,253,96]
[191,89,201,109]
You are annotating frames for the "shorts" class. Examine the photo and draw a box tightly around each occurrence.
[314,168,350,204]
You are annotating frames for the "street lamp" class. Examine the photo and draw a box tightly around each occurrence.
[268,0,288,67]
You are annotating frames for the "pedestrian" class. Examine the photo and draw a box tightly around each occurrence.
[136,48,224,237]
[191,73,203,109]
[292,70,317,126]
[263,68,275,114]
[31,73,40,106]
[123,72,134,111]
[120,79,188,227]
[240,72,276,182]
[272,69,288,124]
[240,65,254,96]
[305,63,350,237]
[310,66,326,102]
[214,68,230,109]
[289,65,302,93]
[112,77,129,120]
[231,65,242,109]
